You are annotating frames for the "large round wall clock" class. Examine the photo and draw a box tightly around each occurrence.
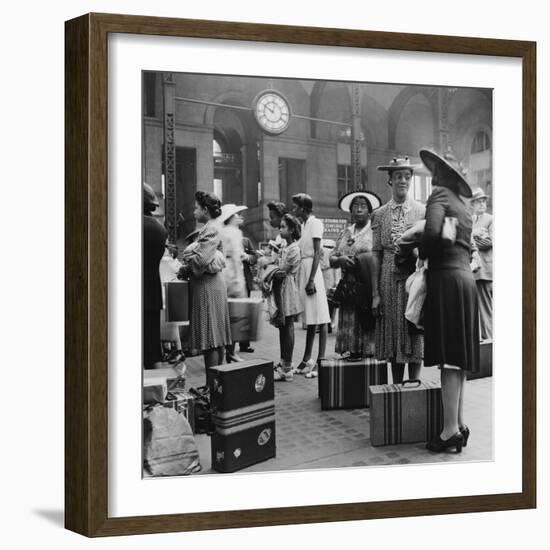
[252,90,291,135]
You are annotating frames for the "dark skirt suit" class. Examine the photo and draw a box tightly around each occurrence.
[419,186,480,373]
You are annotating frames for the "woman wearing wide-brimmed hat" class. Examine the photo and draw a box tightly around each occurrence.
[330,190,381,357]
[419,149,480,453]
[371,157,425,383]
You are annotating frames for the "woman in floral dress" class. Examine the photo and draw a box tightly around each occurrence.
[330,191,381,358]
[371,157,425,383]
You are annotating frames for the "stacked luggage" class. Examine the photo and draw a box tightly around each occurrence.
[209,359,276,473]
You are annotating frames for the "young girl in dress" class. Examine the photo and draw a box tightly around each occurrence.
[291,193,331,376]
[272,214,303,381]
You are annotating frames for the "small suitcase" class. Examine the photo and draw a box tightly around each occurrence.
[164,281,190,322]
[163,390,196,433]
[228,298,263,342]
[319,357,388,410]
[467,340,493,380]
[209,359,274,412]
[143,377,168,405]
[369,379,443,446]
[211,401,276,473]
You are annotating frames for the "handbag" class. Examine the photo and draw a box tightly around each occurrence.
[332,275,357,306]
[404,262,427,329]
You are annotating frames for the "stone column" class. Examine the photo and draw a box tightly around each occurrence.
[437,88,451,154]
[162,73,177,244]
[350,83,362,190]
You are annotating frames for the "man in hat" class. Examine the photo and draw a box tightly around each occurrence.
[143,183,168,369]
[471,186,493,340]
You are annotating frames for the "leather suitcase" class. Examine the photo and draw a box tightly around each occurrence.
[467,340,493,380]
[209,359,274,412]
[319,357,388,410]
[228,298,262,342]
[163,390,195,433]
[211,401,276,473]
[369,380,443,446]
[164,281,189,322]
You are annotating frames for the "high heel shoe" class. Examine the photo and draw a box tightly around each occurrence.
[305,358,324,378]
[426,432,464,453]
[459,425,470,447]
[295,359,315,375]
[226,353,243,363]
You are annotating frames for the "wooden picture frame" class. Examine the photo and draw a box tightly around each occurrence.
[65,12,536,537]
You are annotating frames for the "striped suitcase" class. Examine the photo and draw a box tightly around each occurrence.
[319,357,388,410]
[369,380,443,446]
[211,401,276,473]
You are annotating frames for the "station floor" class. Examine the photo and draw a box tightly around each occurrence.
[182,312,493,475]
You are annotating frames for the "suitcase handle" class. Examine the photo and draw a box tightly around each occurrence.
[339,352,364,362]
[401,379,422,387]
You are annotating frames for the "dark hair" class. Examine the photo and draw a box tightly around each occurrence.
[195,190,222,219]
[291,193,313,213]
[349,195,373,214]
[266,201,288,218]
[281,213,302,241]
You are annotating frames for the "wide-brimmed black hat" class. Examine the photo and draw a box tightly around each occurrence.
[143,183,159,207]
[419,148,472,198]
[338,190,381,213]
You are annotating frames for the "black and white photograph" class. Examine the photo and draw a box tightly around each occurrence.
[141,72,494,477]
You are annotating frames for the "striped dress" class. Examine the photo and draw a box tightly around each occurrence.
[184,221,232,353]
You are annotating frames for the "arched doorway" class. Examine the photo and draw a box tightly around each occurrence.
[212,128,243,205]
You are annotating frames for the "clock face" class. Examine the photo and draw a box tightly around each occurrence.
[253,90,291,135]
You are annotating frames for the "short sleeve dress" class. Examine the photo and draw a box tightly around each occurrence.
[184,220,232,353]
[371,198,425,364]
[297,215,331,326]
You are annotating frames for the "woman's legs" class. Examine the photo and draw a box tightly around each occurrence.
[391,362,405,384]
[457,370,466,428]
[225,342,242,362]
[391,362,421,383]
[302,325,316,362]
[317,323,327,363]
[440,367,463,440]
[407,362,422,381]
[281,317,295,364]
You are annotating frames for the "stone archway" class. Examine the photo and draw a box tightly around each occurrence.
[388,86,438,150]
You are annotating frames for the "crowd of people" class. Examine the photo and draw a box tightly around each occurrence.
[143,148,493,455]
